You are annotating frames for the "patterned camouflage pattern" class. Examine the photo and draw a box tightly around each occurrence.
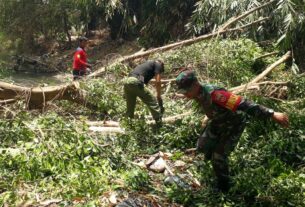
[176,70,197,93]
[195,84,274,191]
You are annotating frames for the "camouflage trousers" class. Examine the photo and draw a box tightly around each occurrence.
[123,77,162,123]
[197,116,246,191]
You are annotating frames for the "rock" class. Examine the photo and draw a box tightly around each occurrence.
[116,198,154,207]
[163,152,173,158]
[109,192,118,205]
[148,158,166,173]
[164,175,191,189]
[145,153,159,167]
[174,160,186,168]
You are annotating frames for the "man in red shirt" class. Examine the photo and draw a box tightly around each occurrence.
[72,36,92,80]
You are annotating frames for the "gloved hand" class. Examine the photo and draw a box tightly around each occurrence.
[157,97,165,114]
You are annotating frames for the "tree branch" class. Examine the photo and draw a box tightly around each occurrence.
[254,51,278,60]
[230,51,291,92]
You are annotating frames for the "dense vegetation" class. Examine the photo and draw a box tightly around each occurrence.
[1,0,305,69]
[0,39,304,206]
[0,0,305,206]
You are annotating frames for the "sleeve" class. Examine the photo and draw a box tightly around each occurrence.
[154,61,164,74]
[211,90,242,112]
[236,99,274,119]
[211,90,274,119]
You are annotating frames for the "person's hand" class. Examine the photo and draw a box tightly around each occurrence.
[201,116,209,127]
[272,112,289,128]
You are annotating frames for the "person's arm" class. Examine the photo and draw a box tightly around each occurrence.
[155,73,162,99]
[211,90,289,127]
[238,99,289,127]
[155,73,165,113]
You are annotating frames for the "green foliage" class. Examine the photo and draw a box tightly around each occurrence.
[0,113,121,205]
[85,79,126,117]
[288,76,305,100]
[159,38,263,86]
[1,38,304,206]
[190,0,305,70]
[123,168,151,191]
[267,172,305,206]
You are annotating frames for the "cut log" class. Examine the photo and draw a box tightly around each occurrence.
[12,55,59,73]
[88,126,125,134]
[86,120,120,127]
[231,81,289,94]
[149,79,176,84]
[146,111,193,125]
[249,51,291,84]
[0,81,96,110]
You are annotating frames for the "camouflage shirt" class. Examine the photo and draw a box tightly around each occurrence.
[196,84,274,125]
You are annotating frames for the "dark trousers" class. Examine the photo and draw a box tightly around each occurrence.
[197,117,246,191]
[73,69,86,80]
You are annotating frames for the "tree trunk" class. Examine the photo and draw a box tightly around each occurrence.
[63,9,72,48]
[0,81,95,110]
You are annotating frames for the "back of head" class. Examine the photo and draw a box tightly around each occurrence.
[78,36,88,44]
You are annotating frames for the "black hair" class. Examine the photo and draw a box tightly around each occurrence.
[78,36,88,43]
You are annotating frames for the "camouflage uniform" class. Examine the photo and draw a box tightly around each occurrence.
[176,71,274,191]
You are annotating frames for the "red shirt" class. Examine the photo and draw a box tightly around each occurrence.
[73,47,88,70]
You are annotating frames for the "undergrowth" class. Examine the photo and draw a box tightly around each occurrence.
[0,39,304,206]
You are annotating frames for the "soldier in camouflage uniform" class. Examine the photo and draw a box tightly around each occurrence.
[175,70,289,192]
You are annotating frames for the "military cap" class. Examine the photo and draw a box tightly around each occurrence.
[176,70,197,94]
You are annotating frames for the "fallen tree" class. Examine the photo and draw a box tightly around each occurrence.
[0,81,96,110]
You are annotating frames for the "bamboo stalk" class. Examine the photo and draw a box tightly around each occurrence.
[255,52,278,60]
[219,0,277,31]
[90,5,273,78]
[0,99,16,105]
[230,51,291,93]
